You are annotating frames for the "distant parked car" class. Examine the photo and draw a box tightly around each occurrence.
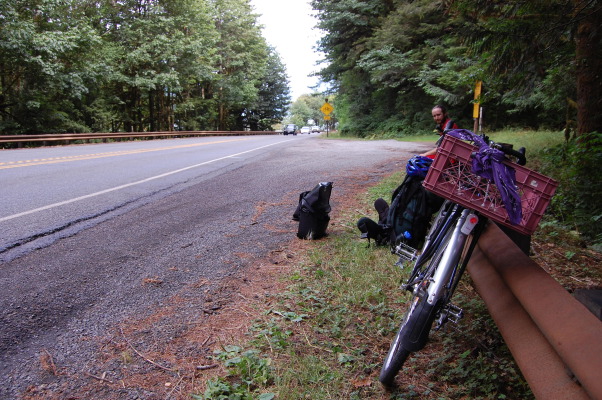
[283,124,297,135]
[300,126,311,134]
[311,126,321,133]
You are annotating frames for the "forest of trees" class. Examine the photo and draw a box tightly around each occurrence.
[3,0,600,138]
[311,0,601,138]
[0,0,291,134]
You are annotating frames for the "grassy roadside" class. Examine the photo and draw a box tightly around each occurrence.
[192,130,601,400]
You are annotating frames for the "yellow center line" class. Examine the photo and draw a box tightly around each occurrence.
[0,138,250,170]
[0,139,290,223]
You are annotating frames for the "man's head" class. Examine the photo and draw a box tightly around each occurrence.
[432,105,447,126]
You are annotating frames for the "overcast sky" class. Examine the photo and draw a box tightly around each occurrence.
[250,0,325,100]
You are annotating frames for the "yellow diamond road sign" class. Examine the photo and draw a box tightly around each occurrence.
[321,102,334,115]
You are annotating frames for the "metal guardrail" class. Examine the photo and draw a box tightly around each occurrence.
[0,130,280,146]
[468,223,602,400]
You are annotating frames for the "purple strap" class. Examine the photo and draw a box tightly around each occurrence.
[445,129,522,225]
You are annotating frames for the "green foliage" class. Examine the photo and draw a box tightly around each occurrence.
[194,346,275,400]
[286,94,325,128]
[537,132,602,244]
[245,47,291,130]
[251,318,293,350]
[312,0,478,136]
[312,0,599,136]
[208,0,270,130]
[0,0,291,134]
[416,294,532,399]
[0,0,103,133]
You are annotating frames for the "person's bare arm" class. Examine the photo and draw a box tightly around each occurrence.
[420,147,437,157]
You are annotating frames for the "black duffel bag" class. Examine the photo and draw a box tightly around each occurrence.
[293,182,333,240]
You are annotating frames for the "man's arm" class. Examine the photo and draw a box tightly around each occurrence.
[420,147,437,157]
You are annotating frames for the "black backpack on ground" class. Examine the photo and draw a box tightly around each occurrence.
[293,182,333,239]
[357,175,443,249]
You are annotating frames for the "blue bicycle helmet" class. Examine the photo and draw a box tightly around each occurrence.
[406,155,433,178]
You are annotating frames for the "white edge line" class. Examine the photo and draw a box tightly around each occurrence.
[0,139,291,223]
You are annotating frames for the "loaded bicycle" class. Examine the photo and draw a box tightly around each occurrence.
[379,129,557,386]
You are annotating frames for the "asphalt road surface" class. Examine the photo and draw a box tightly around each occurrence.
[0,134,432,398]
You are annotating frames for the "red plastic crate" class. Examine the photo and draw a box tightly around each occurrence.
[423,135,558,235]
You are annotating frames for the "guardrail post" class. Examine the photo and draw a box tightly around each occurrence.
[468,222,602,399]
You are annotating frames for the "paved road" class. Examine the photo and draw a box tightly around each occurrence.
[1,135,298,262]
[0,134,432,399]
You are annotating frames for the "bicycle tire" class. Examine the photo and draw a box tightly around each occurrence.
[379,295,416,385]
[380,207,458,386]
[379,294,437,386]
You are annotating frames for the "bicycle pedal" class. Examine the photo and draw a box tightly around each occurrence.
[394,242,418,263]
[400,283,414,292]
[435,303,464,330]
[446,304,464,324]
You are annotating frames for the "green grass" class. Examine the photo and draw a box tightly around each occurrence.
[322,131,436,142]
[325,128,567,151]
[484,129,565,157]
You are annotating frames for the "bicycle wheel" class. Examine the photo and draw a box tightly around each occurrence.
[380,294,420,385]
[380,208,458,386]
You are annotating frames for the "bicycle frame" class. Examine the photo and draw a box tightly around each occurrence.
[399,200,485,320]
[426,208,475,305]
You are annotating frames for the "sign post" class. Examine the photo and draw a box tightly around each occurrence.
[320,99,334,137]
[473,81,482,133]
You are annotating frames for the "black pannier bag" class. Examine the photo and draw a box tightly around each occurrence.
[293,182,333,239]
[357,175,443,249]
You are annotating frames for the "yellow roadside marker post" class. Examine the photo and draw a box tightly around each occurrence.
[473,81,482,133]
[320,99,334,137]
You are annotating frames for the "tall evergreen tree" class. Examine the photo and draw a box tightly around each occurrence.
[0,0,291,134]
[312,0,468,135]
[242,47,291,131]
[311,0,600,135]
[209,0,268,130]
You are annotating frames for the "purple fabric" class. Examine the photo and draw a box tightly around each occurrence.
[445,129,522,225]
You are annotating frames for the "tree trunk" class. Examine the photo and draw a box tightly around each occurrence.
[218,85,225,130]
[574,2,602,135]
[149,90,155,132]
[124,91,133,133]
[167,88,173,131]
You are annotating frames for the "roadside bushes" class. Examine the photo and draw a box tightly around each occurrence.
[539,132,602,247]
